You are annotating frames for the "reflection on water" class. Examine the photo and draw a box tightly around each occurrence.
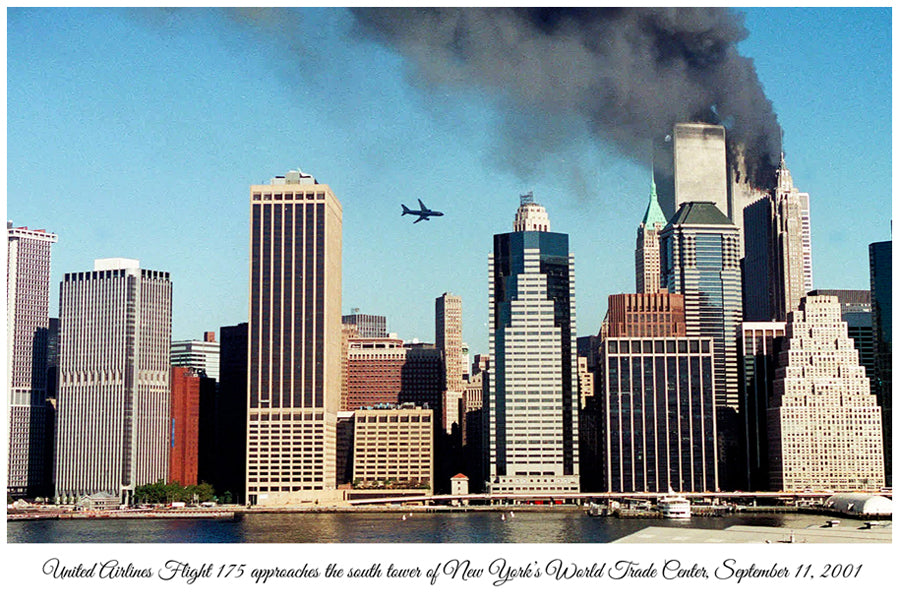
[7,511,816,544]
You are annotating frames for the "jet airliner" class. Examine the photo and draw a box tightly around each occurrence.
[401,199,444,223]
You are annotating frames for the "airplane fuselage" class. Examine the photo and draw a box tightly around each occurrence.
[402,199,444,223]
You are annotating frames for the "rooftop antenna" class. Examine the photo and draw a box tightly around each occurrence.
[519,191,534,206]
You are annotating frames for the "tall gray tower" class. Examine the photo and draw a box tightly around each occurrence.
[653,123,728,221]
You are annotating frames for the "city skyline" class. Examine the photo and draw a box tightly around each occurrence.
[7,7,891,359]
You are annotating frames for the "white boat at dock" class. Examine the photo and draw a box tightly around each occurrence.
[657,493,691,519]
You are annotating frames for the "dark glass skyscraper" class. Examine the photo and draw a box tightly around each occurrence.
[216,323,248,503]
[739,321,785,490]
[486,197,579,494]
[660,201,743,489]
[870,240,892,485]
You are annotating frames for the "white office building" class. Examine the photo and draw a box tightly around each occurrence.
[55,259,172,504]
[768,296,884,491]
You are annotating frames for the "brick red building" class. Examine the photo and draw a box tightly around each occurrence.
[169,366,201,485]
[343,337,443,413]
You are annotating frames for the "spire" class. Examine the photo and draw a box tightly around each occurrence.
[776,151,793,192]
[513,191,551,232]
[641,172,667,229]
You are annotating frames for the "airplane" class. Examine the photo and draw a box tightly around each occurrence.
[401,199,444,224]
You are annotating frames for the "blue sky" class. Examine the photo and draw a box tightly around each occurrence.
[6,8,892,356]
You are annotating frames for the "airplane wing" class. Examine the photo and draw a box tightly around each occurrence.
[418,199,428,212]
[414,215,428,224]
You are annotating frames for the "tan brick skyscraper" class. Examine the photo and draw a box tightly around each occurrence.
[247,170,342,506]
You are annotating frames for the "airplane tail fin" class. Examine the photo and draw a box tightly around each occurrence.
[401,204,411,215]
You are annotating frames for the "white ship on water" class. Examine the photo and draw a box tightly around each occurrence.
[657,492,691,519]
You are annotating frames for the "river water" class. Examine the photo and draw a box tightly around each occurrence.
[7,511,828,543]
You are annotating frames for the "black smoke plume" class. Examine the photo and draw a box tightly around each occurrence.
[352,7,780,191]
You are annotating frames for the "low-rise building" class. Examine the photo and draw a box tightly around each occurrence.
[352,407,433,493]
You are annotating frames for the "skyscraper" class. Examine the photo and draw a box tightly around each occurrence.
[604,293,686,338]
[799,192,813,293]
[739,321,786,490]
[767,296,884,492]
[660,201,743,488]
[344,336,406,410]
[169,366,202,486]
[740,195,772,321]
[602,335,717,493]
[55,259,172,504]
[436,292,464,434]
[653,123,728,221]
[770,154,808,320]
[7,222,57,498]
[486,194,579,494]
[808,289,875,393]
[635,176,667,294]
[869,240,891,485]
[246,169,342,506]
[217,322,248,504]
[741,155,813,322]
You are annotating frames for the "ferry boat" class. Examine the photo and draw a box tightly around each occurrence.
[657,493,691,519]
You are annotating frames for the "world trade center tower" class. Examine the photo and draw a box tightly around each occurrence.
[246,169,342,506]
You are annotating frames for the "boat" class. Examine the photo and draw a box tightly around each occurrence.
[657,493,691,519]
[586,502,605,517]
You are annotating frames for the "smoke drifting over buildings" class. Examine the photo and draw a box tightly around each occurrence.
[352,7,781,191]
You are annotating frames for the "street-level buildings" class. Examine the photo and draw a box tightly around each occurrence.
[767,296,884,492]
[7,222,57,498]
[246,170,342,506]
[55,259,172,504]
[351,407,433,493]
[486,195,579,494]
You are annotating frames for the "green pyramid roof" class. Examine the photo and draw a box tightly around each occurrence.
[641,177,667,227]
[668,201,734,227]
